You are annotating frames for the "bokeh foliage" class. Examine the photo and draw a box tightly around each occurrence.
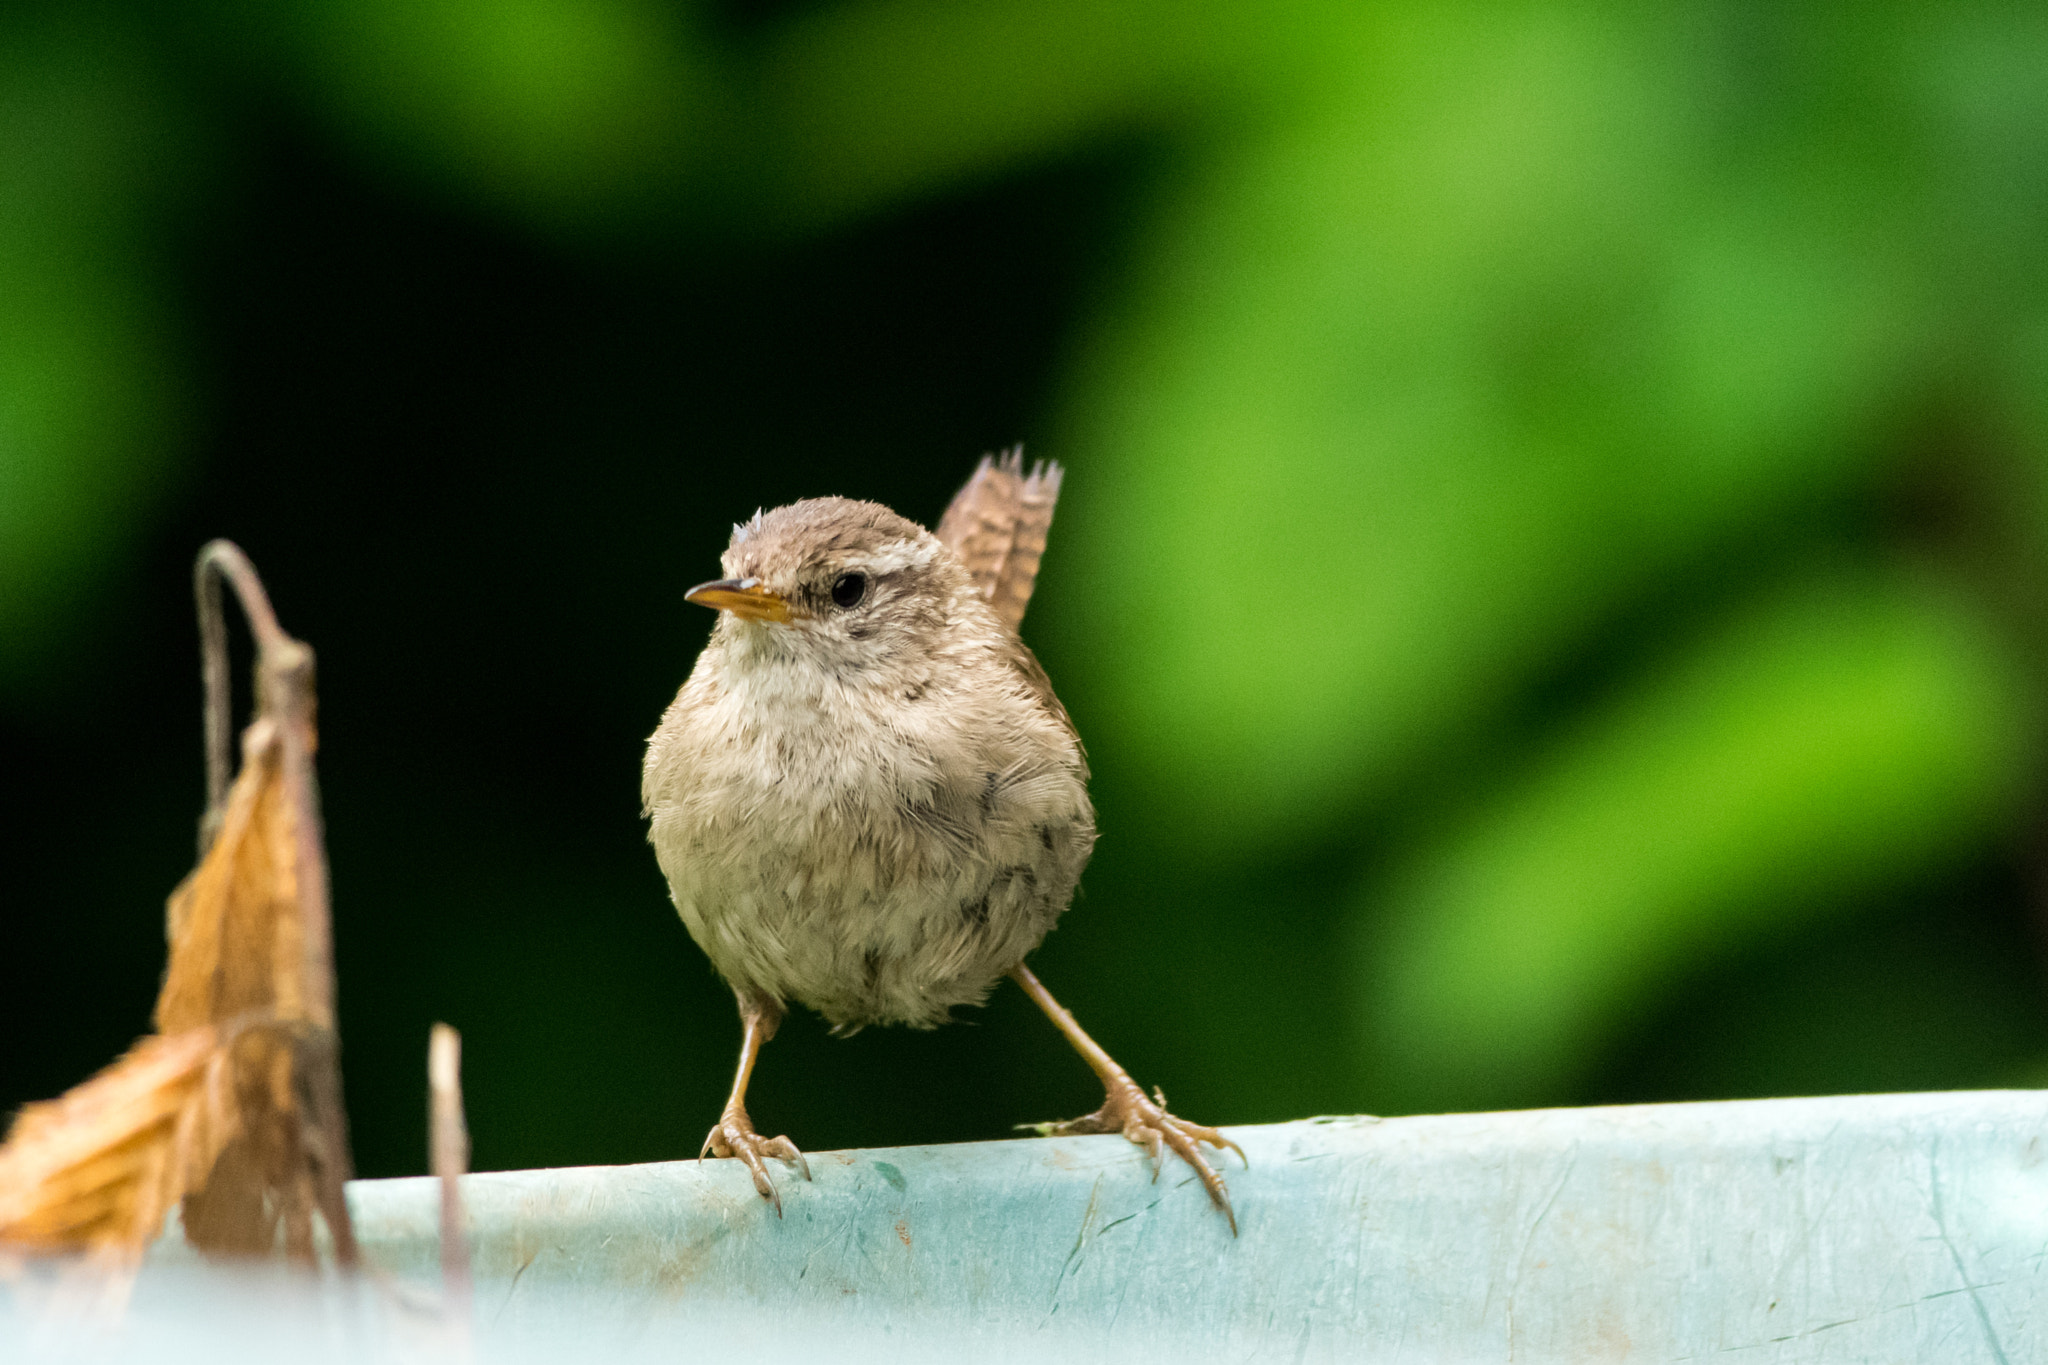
[6,0,2048,1177]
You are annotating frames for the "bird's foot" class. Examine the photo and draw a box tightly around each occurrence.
[701,1103,811,1214]
[1023,1072,1246,1233]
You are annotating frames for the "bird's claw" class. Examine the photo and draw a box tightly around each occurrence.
[1026,1074,1246,1234]
[702,1106,811,1214]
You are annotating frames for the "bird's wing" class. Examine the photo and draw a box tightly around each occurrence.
[934,447,1063,633]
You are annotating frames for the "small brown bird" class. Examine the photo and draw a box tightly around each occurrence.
[642,452,1242,1228]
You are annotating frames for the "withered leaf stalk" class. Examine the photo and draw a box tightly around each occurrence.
[0,541,358,1267]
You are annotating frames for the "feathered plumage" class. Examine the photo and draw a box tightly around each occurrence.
[934,448,1063,634]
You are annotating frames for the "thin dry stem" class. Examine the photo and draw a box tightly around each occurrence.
[429,1023,470,1316]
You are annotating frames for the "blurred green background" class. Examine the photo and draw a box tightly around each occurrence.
[6,0,2048,1181]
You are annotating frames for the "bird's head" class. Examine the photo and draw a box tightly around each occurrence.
[687,496,968,677]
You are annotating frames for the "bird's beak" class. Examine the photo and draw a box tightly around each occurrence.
[686,577,792,623]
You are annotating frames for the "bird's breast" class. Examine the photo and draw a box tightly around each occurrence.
[643,661,1094,1027]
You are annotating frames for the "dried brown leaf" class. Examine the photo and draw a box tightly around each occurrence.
[0,542,356,1268]
[0,1029,228,1255]
[157,717,305,1036]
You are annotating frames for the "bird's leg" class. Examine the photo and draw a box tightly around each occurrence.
[1009,962,1246,1233]
[701,992,811,1214]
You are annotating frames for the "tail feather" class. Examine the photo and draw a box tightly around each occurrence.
[934,447,1063,633]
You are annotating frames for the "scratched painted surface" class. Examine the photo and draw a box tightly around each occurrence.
[10,1091,2048,1362]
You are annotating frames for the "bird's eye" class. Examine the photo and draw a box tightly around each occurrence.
[830,572,868,609]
